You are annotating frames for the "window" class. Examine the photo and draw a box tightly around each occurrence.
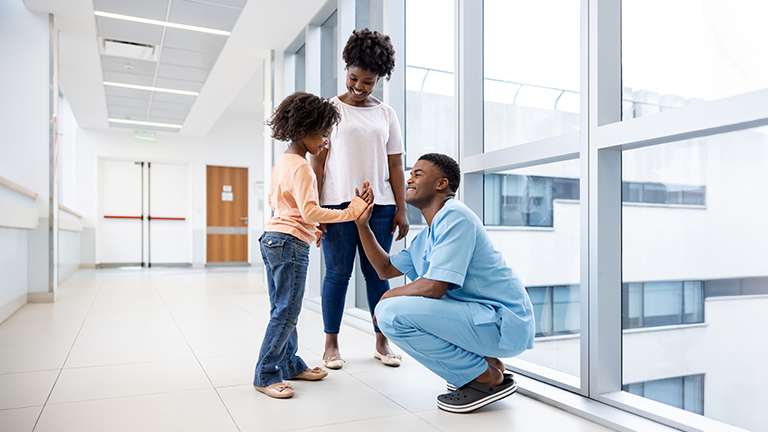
[622,0,768,120]
[624,375,704,416]
[483,0,580,150]
[527,285,580,337]
[622,281,704,329]
[622,182,706,206]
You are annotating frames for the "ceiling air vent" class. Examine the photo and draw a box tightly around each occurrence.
[99,38,158,62]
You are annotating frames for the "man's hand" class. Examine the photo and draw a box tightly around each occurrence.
[355,180,373,204]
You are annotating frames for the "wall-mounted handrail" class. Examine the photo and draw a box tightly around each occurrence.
[0,175,38,199]
[59,204,82,218]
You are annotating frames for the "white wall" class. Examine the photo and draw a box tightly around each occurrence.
[0,0,52,321]
[73,111,264,266]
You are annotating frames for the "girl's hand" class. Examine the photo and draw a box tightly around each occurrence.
[314,229,325,248]
[392,208,409,241]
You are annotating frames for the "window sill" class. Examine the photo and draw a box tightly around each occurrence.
[622,322,707,335]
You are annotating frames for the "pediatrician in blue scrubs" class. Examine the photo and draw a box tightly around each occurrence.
[354,153,536,413]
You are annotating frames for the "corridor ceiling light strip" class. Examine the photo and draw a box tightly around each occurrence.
[104,82,199,96]
[109,119,183,129]
[94,11,231,36]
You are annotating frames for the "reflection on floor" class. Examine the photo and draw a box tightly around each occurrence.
[0,267,613,431]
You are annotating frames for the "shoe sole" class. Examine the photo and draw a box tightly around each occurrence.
[437,382,518,413]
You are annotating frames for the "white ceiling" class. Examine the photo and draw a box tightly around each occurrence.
[23,0,328,137]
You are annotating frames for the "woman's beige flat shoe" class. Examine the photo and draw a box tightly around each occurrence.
[374,350,402,367]
[254,382,295,399]
[323,355,346,370]
[293,367,328,381]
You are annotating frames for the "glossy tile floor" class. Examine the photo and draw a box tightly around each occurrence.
[0,267,613,431]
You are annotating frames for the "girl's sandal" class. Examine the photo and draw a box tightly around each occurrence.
[254,382,295,399]
[293,367,328,381]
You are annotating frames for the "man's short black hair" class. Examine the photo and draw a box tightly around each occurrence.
[342,28,396,80]
[418,153,461,193]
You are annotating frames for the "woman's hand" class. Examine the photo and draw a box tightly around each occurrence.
[392,208,409,241]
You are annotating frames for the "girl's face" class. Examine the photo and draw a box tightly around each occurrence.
[345,65,380,104]
[303,127,333,156]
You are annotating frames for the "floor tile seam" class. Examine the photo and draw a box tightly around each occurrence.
[62,354,198,370]
[0,404,45,412]
[42,386,222,407]
[335,368,420,415]
[33,279,106,431]
[55,357,209,371]
[151,279,244,432]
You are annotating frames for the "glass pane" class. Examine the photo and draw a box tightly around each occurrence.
[355,0,384,101]
[622,127,768,430]
[321,11,338,99]
[622,0,768,120]
[485,158,581,379]
[483,0,580,151]
[295,44,306,93]
[405,0,455,169]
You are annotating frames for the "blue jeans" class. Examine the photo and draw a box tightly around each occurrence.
[321,204,396,334]
[253,232,310,387]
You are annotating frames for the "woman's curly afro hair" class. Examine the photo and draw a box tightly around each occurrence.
[342,28,396,80]
[265,92,340,142]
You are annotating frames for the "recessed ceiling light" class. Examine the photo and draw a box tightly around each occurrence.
[95,11,231,36]
[104,82,199,96]
[109,119,183,129]
[123,64,135,71]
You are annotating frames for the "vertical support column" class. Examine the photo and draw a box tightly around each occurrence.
[337,0,355,95]
[457,0,483,218]
[306,25,322,95]
[587,0,623,397]
[384,0,404,120]
[48,13,59,296]
[578,0,590,397]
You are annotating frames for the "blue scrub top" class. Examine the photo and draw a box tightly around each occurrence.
[390,199,535,352]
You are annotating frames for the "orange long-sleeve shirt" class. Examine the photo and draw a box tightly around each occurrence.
[265,153,367,245]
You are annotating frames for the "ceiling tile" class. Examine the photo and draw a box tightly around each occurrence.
[169,0,241,32]
[154,77,204,92]
[146,115,187,125]
[107,105,149,117]
[106,95,151,108]
[150,100,192,112]
[162,28,227,54]
[191,0,246,8]
[96,16,164,46]
[105,86,152,99]
[103,71,155,86]
[157,63,209,82]
[148,109,189,121]
[93,0,170,21]
[151,92,197,104]
[101,56,157,76]
[160,47,217,69]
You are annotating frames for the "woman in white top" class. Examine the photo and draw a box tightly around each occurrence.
[310,29,409,369]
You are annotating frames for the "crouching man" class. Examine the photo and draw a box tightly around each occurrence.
[355,153,535,413]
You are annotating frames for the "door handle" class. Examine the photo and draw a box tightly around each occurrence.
[240,217,248,220]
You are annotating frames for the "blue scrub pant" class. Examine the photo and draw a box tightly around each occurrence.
[375,296,520,387]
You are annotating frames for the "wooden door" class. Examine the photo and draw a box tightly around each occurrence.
[206,166,249,262]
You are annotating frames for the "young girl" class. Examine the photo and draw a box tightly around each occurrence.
[310,28,406,370]
[254,92,372,399]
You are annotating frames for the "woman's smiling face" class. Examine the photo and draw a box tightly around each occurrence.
[345,65,379,105]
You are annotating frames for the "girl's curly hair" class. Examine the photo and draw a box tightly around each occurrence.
[342,28,395,80]
[265,92,340,142]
